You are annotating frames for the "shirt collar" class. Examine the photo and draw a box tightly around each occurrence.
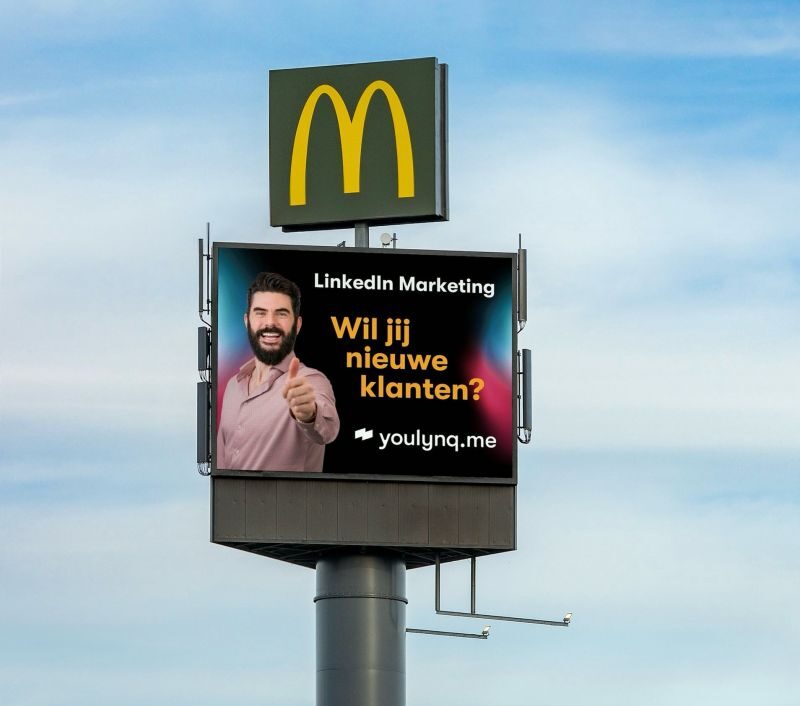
[235,352,296,383]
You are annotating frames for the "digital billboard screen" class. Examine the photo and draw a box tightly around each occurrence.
[212,243,516,482]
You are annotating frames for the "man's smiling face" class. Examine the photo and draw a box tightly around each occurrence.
[245,291,301,366]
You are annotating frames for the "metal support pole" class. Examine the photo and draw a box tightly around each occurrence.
[316,552,407,706]
[355,222,369,248]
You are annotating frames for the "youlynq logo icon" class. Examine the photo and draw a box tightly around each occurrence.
[353,427,497,453]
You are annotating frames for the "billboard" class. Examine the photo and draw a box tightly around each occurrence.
[269,57,448,231]
[212,243,516,483]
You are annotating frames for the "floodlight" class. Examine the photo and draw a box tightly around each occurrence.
[563,613,572,624]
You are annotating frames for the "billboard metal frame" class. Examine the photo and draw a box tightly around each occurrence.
[210,241,518,485]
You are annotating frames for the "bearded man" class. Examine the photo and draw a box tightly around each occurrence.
[216,272,340,471]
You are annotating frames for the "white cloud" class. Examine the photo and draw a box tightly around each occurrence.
[2,7,799,706]
[3,86,799,452]
[0,0,171,42]
[391,95,800,449]
[3,464,797,706]
[579,16,800,58]
[406,457,800,706]
[500,2,800,58]
[0,499,315,628]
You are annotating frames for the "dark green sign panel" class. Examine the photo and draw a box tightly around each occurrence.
[269,58,448,231]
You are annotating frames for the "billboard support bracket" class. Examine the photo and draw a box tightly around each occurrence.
[406,627,488,640]
[434,555,571,628]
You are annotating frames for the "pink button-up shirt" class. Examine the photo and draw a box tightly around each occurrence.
[216,353,339,472]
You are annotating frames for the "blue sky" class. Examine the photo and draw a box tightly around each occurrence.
[1,2,799,705]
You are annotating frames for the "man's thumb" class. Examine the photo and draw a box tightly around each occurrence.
[288,356,300,379]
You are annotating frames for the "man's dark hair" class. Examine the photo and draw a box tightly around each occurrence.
[247,272,301,316]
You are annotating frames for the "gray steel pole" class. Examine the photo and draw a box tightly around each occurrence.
[315,552,407,706]
[355,222,369,248]
[315,226,406,706]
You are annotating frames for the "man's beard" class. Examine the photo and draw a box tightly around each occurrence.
[247,320,298,366]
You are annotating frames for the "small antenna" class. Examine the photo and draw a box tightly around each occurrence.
[198,223,212,326]
[206,222,211,317]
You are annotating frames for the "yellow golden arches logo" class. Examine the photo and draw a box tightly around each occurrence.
[289,80,415,207]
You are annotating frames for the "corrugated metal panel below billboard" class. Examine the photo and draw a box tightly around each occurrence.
[212,477,515,568]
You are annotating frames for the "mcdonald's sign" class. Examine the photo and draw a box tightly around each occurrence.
[269,58,448,231]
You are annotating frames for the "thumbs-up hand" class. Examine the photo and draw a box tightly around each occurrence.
[283,357,317,423]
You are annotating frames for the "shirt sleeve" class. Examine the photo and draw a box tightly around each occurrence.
[216,422,226,468]
[216,376,235,468]
[295,368,340,445]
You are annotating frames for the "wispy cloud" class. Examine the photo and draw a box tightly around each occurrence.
[2,5,799,704]
[578,15,800,58]
[2,82,798,456]
[498,2,800,58]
